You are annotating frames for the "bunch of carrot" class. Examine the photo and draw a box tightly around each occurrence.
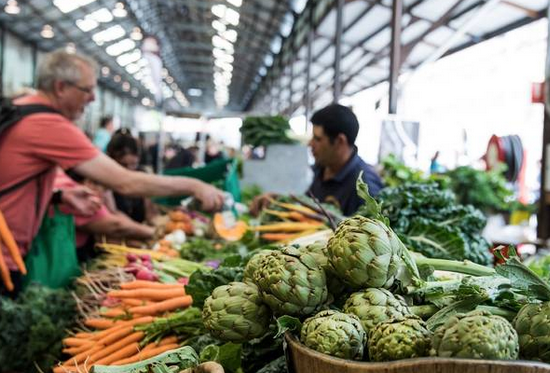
[252,200,328,243]
[0,210,26,291]
[55,280,193,372]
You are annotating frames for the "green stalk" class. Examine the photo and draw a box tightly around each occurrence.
[410,304,439,318]
[476,305,517,321]
[414,256,496,277]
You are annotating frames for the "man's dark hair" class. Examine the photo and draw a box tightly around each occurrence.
[106,132,139,160]
[310,104,359,145]
[99,116,113,128]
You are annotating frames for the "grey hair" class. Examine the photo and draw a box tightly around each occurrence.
[36,49,98,92]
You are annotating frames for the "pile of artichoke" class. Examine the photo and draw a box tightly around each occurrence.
[202,208,550,365]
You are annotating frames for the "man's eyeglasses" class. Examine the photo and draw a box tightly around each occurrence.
[65,81,95,94]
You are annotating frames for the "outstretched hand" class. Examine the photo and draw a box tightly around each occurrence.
[192,181,225,212]
[61,185,102,217]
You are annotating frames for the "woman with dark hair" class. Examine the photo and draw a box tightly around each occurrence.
[106,132,158,223]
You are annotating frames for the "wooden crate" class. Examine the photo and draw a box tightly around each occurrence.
[285,333,550,373]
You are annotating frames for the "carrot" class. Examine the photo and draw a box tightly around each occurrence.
[64,344,104,366]
[107,288,186,301]
[158,335,178,346]
[53,365,80,373]
[63,337,95,348]
[120,280,183,290]
[84,318,122,330]
[74,332,94,339]
[89,316,154,341]
[128,296,192,315]
[93,341,140,365]
[0,241,14,292]
[100,307,128,318]
[261,233,297,241]
[88,331,144,364]
[112,343,180,365]
[63,341,96,356]
[97,325,134,347]
[120,298,154,307]
[0,211,26,274]
[249,222,323,232]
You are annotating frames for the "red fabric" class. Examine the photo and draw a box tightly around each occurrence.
[0,95,99,270]
[53,170,110,247]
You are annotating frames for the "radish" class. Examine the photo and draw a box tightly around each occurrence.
[140,254,152,263]
[126,253,139,263]
[135,268,159,281]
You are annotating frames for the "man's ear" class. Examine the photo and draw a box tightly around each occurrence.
[335,133,348,147]
[52,80,67,96]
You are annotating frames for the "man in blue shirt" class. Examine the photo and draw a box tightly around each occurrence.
[308,104,383,216]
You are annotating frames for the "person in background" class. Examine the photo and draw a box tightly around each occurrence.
[106,131,159,224]
[251,104,383,216]
[430,151,445,174]
[0,49,225,293]
[55,170,156,262]
[93,116,114,152]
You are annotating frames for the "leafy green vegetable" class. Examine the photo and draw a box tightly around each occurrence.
[256,356,288,373]
[241,116,295,148]
[376,183,493,265]
[380,154,447,187]
[92,346,199,373]
[0,285,77,372]
[200,343,242,373]
[186,267,244,309]
[445,166,513,213]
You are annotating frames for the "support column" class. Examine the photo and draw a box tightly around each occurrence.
[305,7,314,130]
[537,2,550,240]
[388,0,403,114]
[333,0,344,103]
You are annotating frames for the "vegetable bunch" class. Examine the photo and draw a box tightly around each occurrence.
[240,116,295,148]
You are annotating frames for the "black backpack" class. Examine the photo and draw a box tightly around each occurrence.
[0,97,61,199]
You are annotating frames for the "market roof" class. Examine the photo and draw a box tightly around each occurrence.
[0,0,546,117]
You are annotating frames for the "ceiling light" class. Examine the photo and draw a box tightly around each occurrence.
[165,76,174,84]
[212,20,226,33]
[188,88,202,97]
[53,0,96,13]
[211,4,227,18]
[112,2,127,17]
[170,83,178,90]
[221,29,238,43]
[125,63,140,74]
[122,82,131,91]
[141,97,151,106]
[65,43,76,53]
[114,75,121,83]
[227,0,242,7]
[40,25,55,39]
[130,27,143,41]
[224,7,240,26]
[106,38,136,56]
[93,25,125,44]
[76,18,99,32]
[116,49,141,66]
[101,66,110,76]
[212,35,234,52]
[88,7,113,23]
[131,88,139,97]
[4,0,20,15]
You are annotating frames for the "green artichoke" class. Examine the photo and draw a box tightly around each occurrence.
[253,246,328,316]
[431,310,518,359]
[302,241,328,268]
[513,301,550,362]
[300,310,366,360]
[243,249,274,283]
[343,288,412,334]
[202,282,271,343]
[326,216,403,289]
[368,315,432,362]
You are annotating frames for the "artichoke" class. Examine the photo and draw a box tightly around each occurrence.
[326,216,403,289]
[343,288,412,334]
[253,246,328,316]
[368,315,432,362]
[243,249,274,283]
[513,301,550,362]
[431,310,518,359]
[300,310,366,360]
[302,241,328,268]
[202,282,271,343]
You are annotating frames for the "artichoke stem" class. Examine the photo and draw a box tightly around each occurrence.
[476,305,517,321]
[404,278,462,295]
[410,304,439,318]
[414,256,496,277]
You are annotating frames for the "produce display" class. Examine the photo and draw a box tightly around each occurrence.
[1,171,549,373]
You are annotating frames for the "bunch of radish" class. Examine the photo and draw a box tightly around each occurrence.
[124,253,159,282]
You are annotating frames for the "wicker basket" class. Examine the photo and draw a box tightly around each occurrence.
[284,333,550,373]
